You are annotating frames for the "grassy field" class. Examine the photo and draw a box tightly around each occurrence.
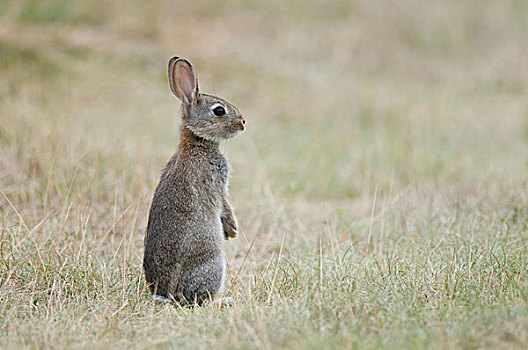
[1,0,528,348]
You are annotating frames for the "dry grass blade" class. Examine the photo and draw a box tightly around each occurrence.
[267,231,286,304]
[230,230,260,293]
[0,188,30,233]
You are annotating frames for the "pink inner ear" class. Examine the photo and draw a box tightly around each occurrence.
[176,63,196,103]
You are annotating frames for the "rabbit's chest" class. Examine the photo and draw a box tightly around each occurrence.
[207,159,229,189]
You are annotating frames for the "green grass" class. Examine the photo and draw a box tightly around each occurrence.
[1,0,528,348]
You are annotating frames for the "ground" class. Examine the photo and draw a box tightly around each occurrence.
[1,0,527,348]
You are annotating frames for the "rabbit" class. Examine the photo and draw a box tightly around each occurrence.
[143,57,245,306]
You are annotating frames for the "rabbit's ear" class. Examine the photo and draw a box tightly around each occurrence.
[168,57,199,104]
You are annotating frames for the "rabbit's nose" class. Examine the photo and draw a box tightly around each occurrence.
[238,116,245,130]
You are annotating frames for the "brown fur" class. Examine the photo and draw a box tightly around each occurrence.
[143,57,244,305]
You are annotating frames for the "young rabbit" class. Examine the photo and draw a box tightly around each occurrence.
[143,57,245,305]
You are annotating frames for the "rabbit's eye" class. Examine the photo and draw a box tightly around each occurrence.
[213,106,226,116]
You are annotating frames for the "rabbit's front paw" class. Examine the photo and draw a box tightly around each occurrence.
[221,215,238,240]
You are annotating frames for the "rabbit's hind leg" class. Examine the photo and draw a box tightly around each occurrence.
[182,253,226,305]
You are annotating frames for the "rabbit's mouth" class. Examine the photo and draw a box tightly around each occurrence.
[229,116,245,136]
[230,129,243,138]
[229,124,244,137]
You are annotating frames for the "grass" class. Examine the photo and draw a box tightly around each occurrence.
[1,0,528,348]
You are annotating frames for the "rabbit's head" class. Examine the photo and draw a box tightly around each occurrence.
[168,57,245,141]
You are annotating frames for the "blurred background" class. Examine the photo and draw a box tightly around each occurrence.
[1,0,528,246]
[2,0,527,231]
